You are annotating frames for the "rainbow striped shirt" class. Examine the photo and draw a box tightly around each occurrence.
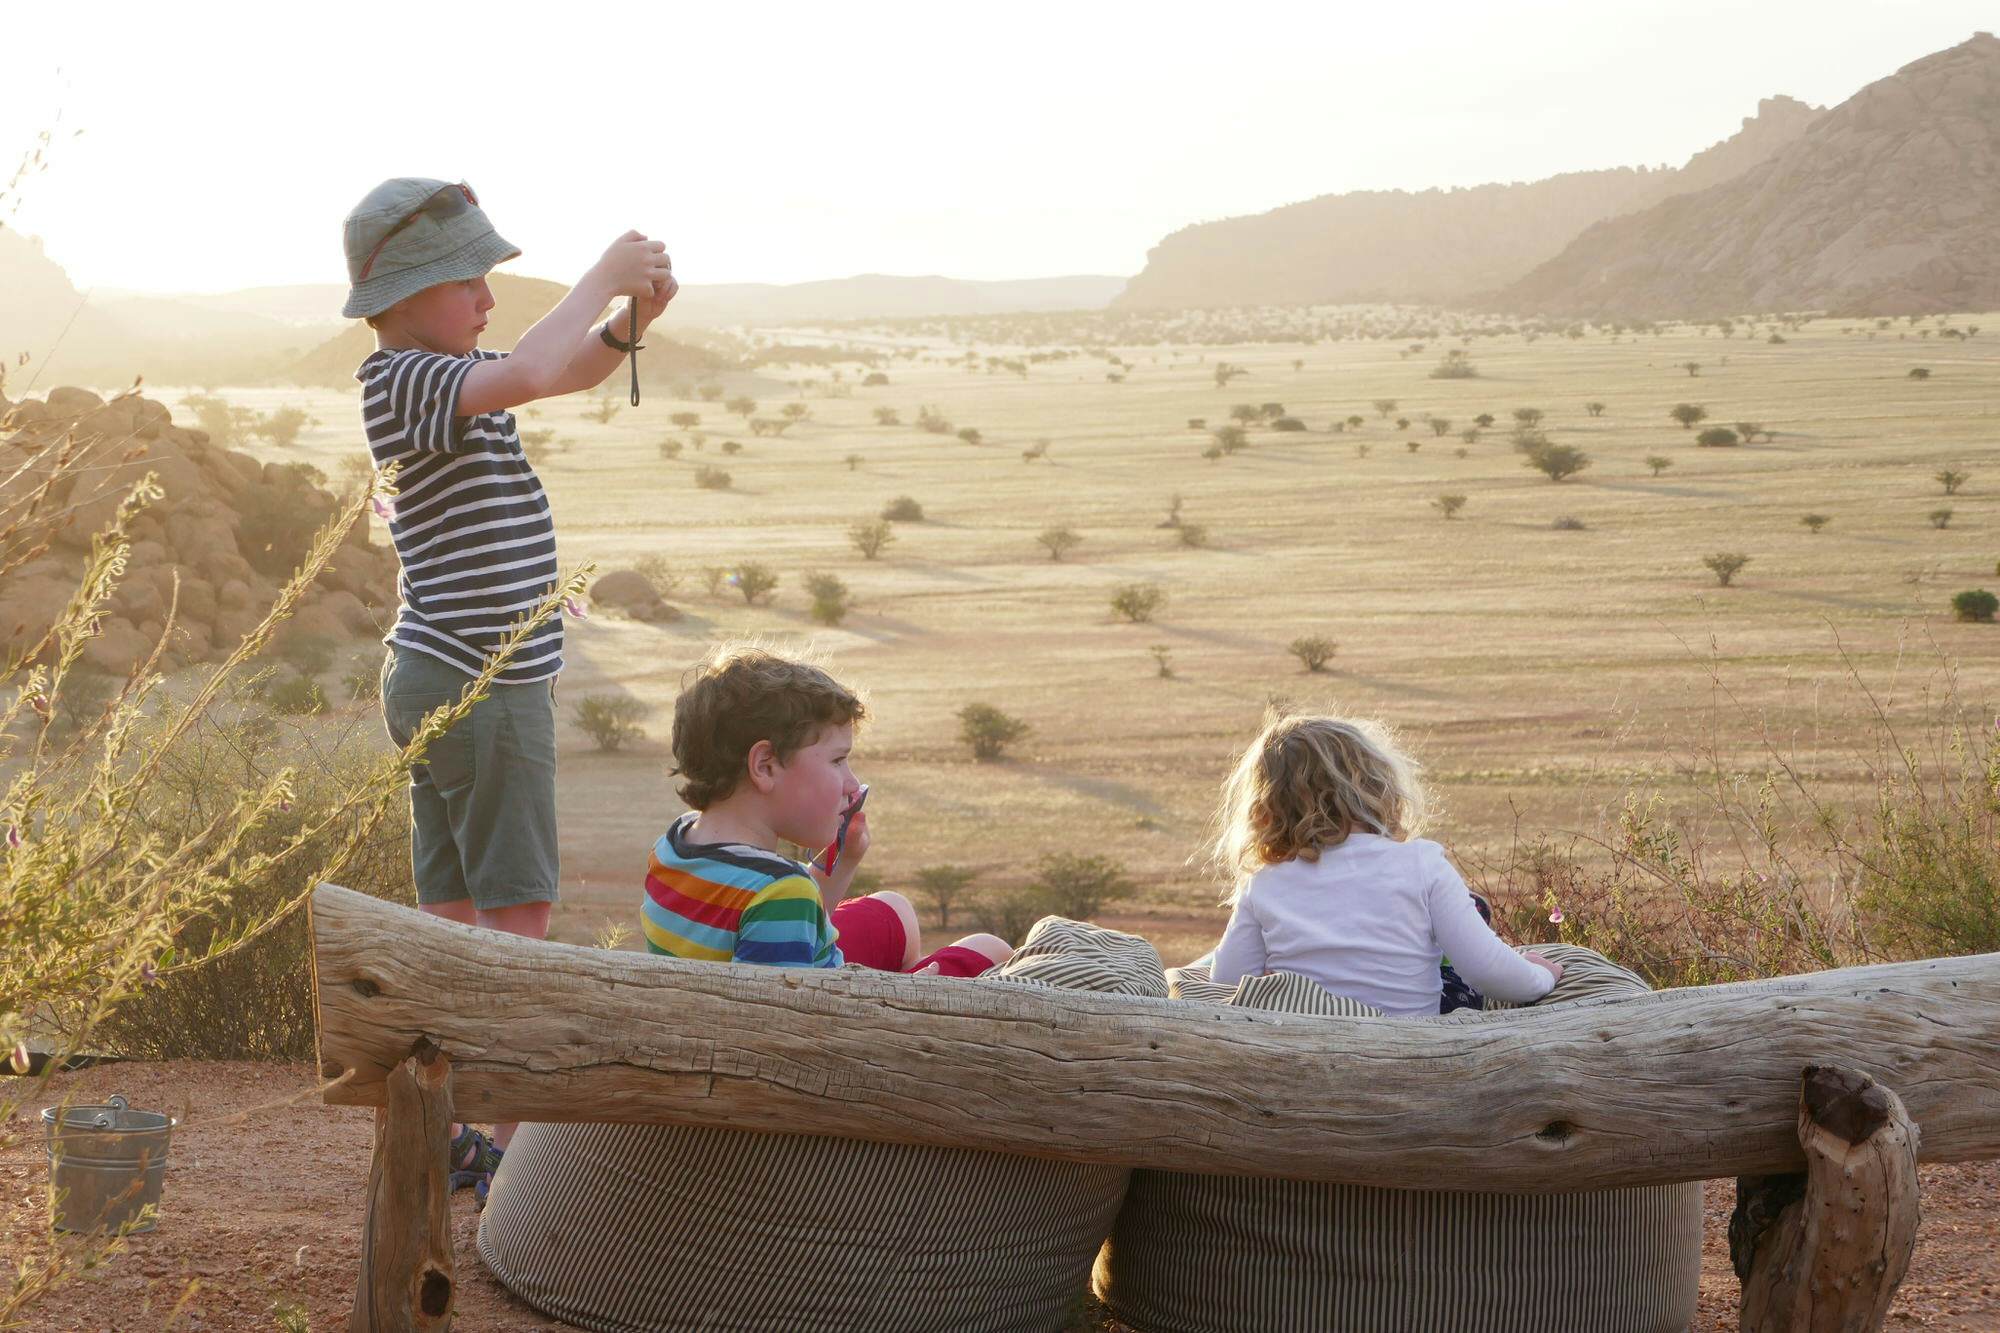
[643,812,842,968]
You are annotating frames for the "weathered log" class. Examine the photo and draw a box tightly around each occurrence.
[1733,1066,1920,1332]
[309,883,2000,1194]
[349,1041,456,1333]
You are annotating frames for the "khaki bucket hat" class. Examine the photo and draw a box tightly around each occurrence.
[341,177,521,319]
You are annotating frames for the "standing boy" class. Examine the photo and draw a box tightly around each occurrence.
[341,177,676,1193]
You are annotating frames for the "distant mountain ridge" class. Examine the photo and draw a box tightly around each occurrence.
[1114,95,1823,310]
[1495,32,2000,317]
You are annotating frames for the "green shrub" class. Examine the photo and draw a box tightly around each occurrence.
[731,562,779,605]
[882,495,925,522]
[1270,416,1306,431]
[572,695,649,751]
[804,571,852,626]
[1028,852,1135,921]
[1037,526,1083,562]
[1288,635,1337,672]
[1696,427,1740,448]
[1432,494,1466,519]
[694,465,732,490]
[1950,589,1998,622]
[913,864,978,930]
[851,518,895,560]
[958,702,1031,761]
[1801,514,1830,534]
[265,675,328,716]
[1525,442,1591,481]
[1702,552,1750,586]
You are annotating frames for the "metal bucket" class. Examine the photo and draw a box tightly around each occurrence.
[41,1094,177,1234]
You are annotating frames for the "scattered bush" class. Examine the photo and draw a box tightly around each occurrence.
[873,407,901,426]
[1680,360,1702,377]
[916,405,952,434]
[913,864,977,930]
[1176,522,1209,549]
[850,518,895,560]
[957,427,983,445]
[1646,455,1673,477]
[727,395,757,417]
[845,453,864,471]
[862,372,890,386]
[1696,427,1740,448]
[1801,514,1830,534]
[720,439,744,455]
[804,571,852,626]
[1355,443,1372,458]
[1373,398,1397,418]
[1038,526,1083,562]
[1670,403,1707,430]
[657,438,684,460]
[1551,515,1587,531]
[882,495,925,522]
[1270,416,1307,432]
[1951,589,1998,622]
[694,464,732,490]
[959,702,1031,761]
[1512,408,1545,428]
[1110,583,1167,624]
[1936,469,1968,496]
[731,562,779,605]
[1525,442,1591,482]
[1213,425,1248,454]
[670,411,701,430]
[1149,645,1175,678]
[1702,553,1750,586]
[1929,508,1954,530]
[1908,367,1931,379]
[1430,350,1477,379]
[1288,635,1337,673]
[573,695,648,752]
[265,674,329,716]
[1585,401,1606,417]
[1028,852,1135,921]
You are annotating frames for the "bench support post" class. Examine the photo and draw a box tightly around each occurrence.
[1732,1065,1920,1332]
[349,1041,456,1333]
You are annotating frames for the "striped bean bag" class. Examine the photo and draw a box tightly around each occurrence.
[476,916,1156,1333]
[1099,948,1704,1333]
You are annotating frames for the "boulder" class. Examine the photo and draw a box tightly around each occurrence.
[80,618,154,675]
[45,386,104,416]
[591,569,680,623]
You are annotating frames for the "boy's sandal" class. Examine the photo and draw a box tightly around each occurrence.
[446,1126,501,1193]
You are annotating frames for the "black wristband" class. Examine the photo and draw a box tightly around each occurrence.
[599,320,644,354]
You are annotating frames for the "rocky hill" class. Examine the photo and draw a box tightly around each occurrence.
[0,386,398,675]
[1496,33,2000,318]
[1113,96,1822,310]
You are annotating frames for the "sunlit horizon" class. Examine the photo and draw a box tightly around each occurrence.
[6,0,1995,298]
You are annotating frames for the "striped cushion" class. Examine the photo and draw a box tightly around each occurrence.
[1100,947,1703,1333]
[478,917,1144,1332]
[994,916,1169,997]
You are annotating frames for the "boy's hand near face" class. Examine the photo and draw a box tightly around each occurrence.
[810,808,869,909]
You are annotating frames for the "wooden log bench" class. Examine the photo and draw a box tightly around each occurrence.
[309,884,2000,1332]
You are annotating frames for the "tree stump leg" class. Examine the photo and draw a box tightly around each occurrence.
[1731,1064,1921,1332]
[350,1041,456,1332]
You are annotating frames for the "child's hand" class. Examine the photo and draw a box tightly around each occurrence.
[836,808,870,869]
[592,230,672,301]
[630,268,679,327]
[1522,950,1565,986]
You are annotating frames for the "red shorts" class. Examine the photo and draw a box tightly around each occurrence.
[830,895,994,978]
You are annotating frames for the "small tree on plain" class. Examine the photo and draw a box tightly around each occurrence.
[959,703,1031,761]
[1936,469,1968,496]
[1176,522,1208,549]
[914,864,978,930]
[803,571,852,626]
[726,395,757,417]
[1681,361,1702,377]
[1696,427,1740,448]
[1951,589,1998,623]
[1288,635,1337,673]
[1355,443,1372,459]
[1395,417,1410,431]
[731,562,779,605]
[882,496,924,521]
[1908,367,1931,379]
[1585,401,1606,417]
[1427,415,1452,436]
[1734,420,1764,442]
[1702,553,1750,587]
[1229,404,1260,425]
[1526,442,1591,482]
[1432,493,1467,519]
[670,411,701,430]
[1645,455,1673,476]
[1037,526,1083,562]
[1149,644,1174,678]
[1929,508,1954,530]
[844,453,864,471]
[1670,403,1707,430]
[957,427,982,445]
[572,695,648,752]
[1801,513,1830,533]
[1028,852,1136,921]
[1110,583,1166,624]
[850,519,895,560]
[1372,398,1397,418]
[873,407,901,426]
[1459,428,1479,445]
[1346,414,1365,430]
[1473,414,1496,429]
[694,465,732,490]
[1214,425,1248,454]
[1512,407,1544,428]
[1406,439,1422,454]
[781,402,810,422]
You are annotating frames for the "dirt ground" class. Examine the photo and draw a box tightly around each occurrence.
[3,1062,1995,1331]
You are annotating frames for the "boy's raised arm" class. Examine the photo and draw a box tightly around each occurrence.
[457,231,670,417]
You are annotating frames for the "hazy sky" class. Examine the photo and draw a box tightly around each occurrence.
[5,0,1992,295]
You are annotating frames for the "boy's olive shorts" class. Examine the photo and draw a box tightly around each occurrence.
[380,646,560,910]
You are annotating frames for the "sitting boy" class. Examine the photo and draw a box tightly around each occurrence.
[645,647,1012,976]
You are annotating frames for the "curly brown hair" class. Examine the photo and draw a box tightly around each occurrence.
[670,646,867,808]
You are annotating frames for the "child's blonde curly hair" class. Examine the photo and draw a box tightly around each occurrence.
[1210,713,1429,897]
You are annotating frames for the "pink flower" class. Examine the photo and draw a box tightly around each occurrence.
[4,825,20,850]
[371,495,395,521]
[279,799,292,813]
[140,962,158,984]
[7,1043,28,1075]
[28,693,49,718]
[563,595,588,620]
[1548,908,1565,924]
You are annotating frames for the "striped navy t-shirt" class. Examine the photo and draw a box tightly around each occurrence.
[356,347,563,683]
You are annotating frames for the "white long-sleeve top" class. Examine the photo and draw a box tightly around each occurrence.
[1209,833,1555,1017]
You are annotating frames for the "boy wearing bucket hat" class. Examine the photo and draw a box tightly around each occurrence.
[343,177,676,1193]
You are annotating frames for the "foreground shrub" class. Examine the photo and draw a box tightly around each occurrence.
[959,703,1031,761]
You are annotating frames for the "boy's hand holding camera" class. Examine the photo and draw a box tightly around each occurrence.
[458,229,677,418]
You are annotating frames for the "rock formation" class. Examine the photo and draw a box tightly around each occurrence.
[1495,33,2000,318]
[1,386,398,675]
[1112,97,1822,310]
